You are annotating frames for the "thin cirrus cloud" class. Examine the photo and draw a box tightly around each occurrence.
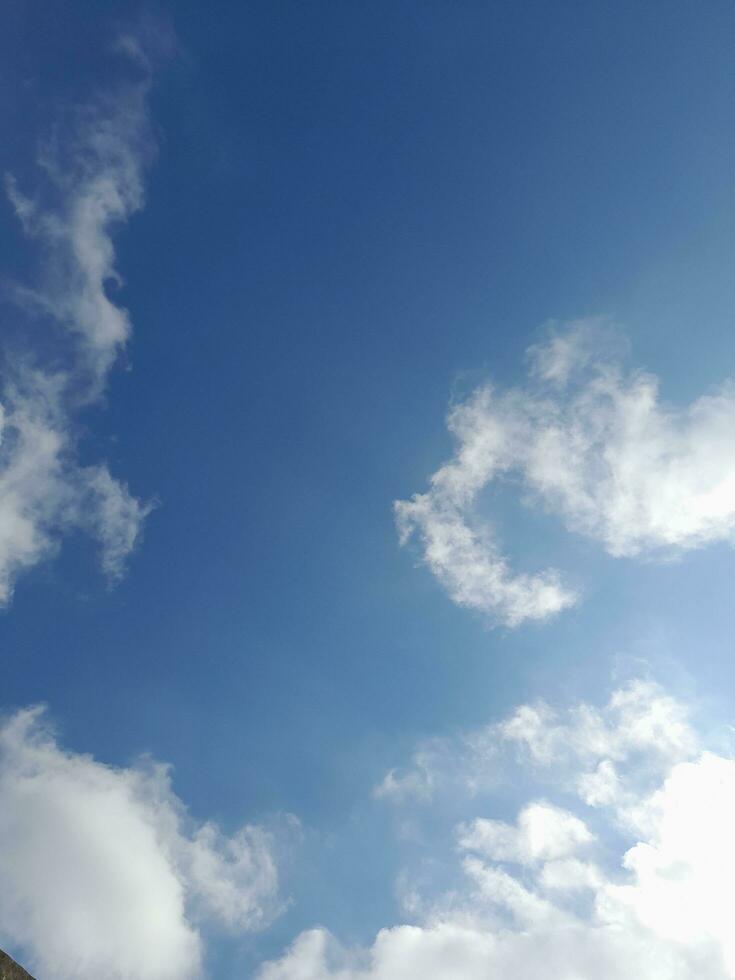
[261,681,735,980]
[0,706,284,980]
[0,39,157,604]
[395,318,735,627]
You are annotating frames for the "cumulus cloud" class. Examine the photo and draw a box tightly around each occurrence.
[0,39,157,603]
[457,802,594,866]
[374,679,695,806]
[0,706,282,980]
[396,318,735,625]
[260,681,735,980]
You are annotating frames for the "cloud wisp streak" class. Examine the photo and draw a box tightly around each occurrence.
[262,681,735,980]
[0,45,156,604]
[396,319,735,626]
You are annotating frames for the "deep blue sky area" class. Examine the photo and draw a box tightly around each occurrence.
[4,2,735,975]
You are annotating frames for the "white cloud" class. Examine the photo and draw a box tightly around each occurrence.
[396,318,735,625]
[394,450,578,629]
[260,682,735,980]
[457,802,594,865]
[0,706,282,980]
[5,77,151,385]
[81,465,154,583]
[0,41,156,603]
[373,744,445,804]
[500,678,696,772]
[372,679,695,806]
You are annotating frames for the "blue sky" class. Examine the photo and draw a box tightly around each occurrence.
[5,3,735,978]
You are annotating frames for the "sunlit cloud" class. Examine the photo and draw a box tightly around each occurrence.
[262,681,735,979]
[0,706,284,980]
[396,318,735,626]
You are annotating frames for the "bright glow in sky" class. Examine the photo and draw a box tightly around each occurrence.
[4,4,735,978]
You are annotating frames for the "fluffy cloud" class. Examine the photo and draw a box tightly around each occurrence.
[457,802,594,865]
[396,318,735,625]
[260,682,735,979]
[0,41,156,603]
[374,679,695,805]
[0,706,282,980]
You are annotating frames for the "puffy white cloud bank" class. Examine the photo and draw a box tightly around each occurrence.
[0,706,282,980]
[396,319,735,626]
[0,41,156,603]
[261,681,735,980]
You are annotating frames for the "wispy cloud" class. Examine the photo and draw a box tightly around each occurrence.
[261,681,735,980]
[373,678,695,804]
[0,706,284,980]
[0,38,157,603]
[396,318,735,626]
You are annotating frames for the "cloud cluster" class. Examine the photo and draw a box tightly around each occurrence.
[260,681,735,979]
[375,677,694,805]
[0,706,282,980]
[396,319,735,625]
[0,48,155,603]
